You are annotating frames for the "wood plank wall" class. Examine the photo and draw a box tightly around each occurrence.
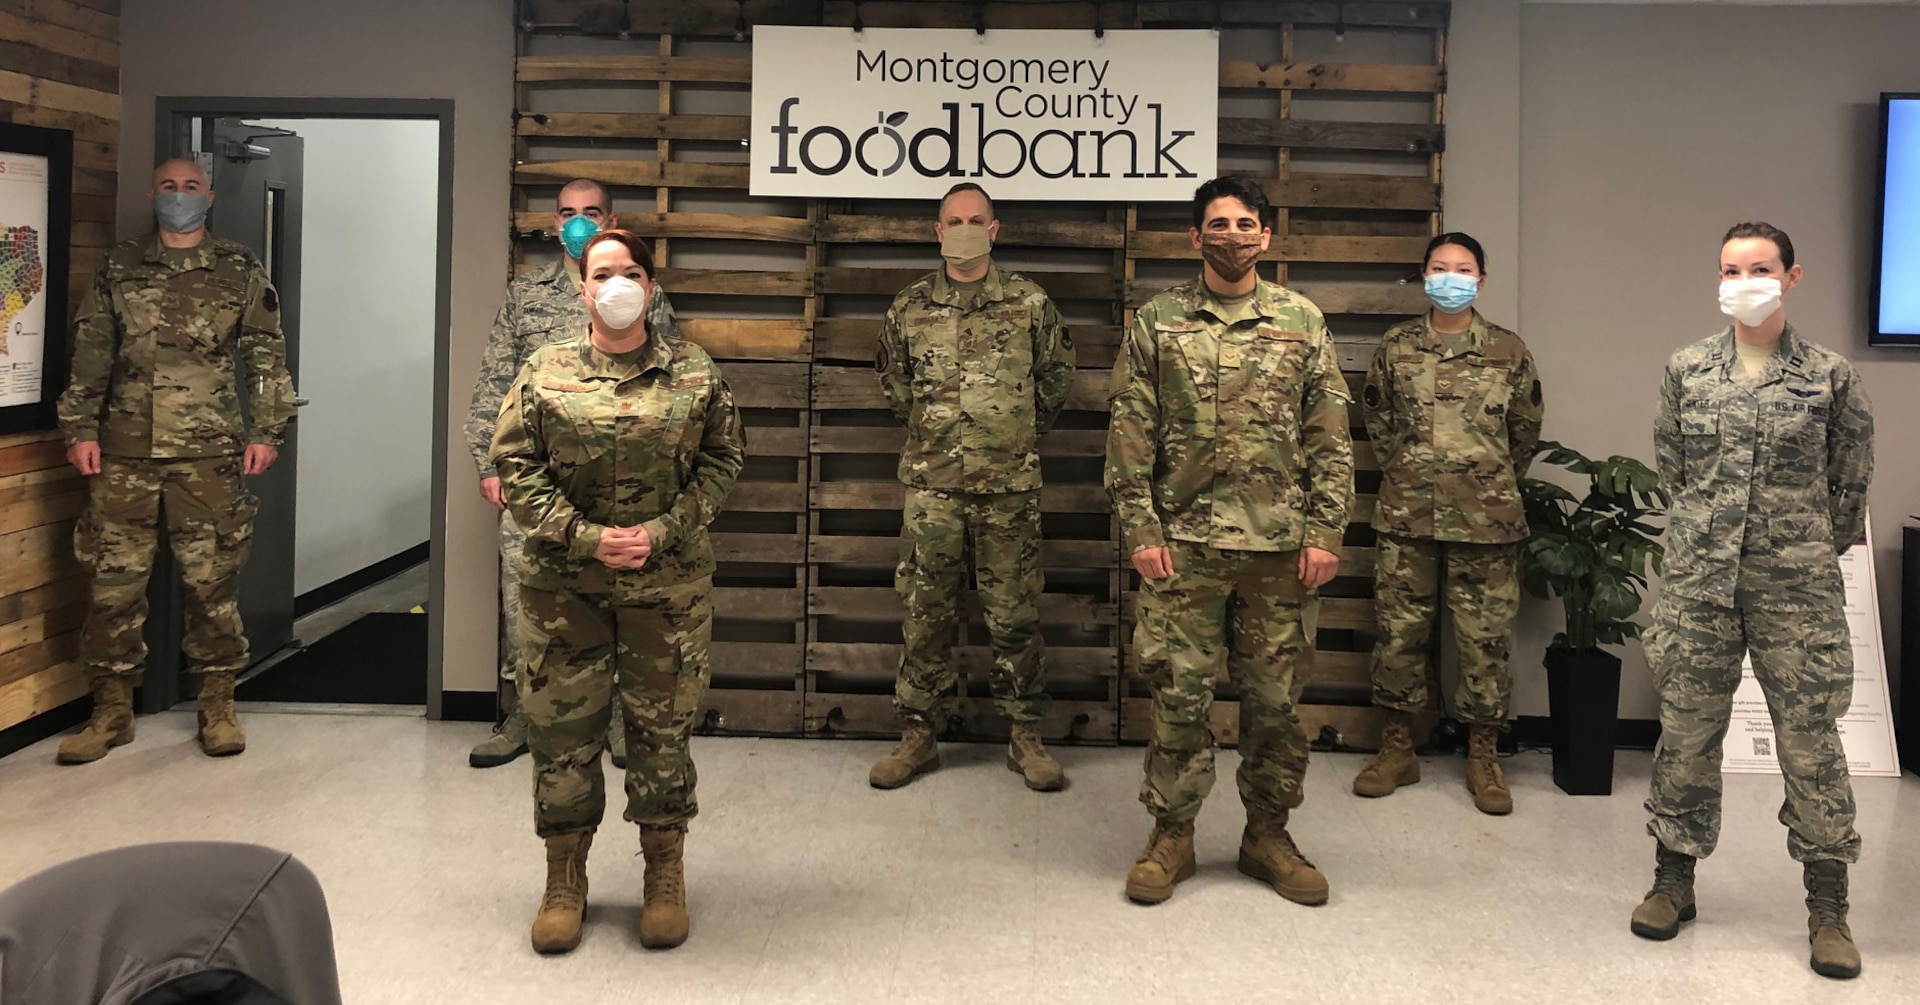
[513,0,1447,749]
[0,0,119,732]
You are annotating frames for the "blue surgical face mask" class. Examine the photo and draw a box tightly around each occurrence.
[1424,271,1480,314]
[560,215,600,259]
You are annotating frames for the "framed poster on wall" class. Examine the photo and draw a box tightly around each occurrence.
[0,122,74,436]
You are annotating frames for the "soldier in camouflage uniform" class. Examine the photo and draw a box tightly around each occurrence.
[1352,233,1543,815]
[467,178,680,769]
[868,183,1076,793]
[1106,177,1354,906]
[53,159,296,765]
[1632,223,1873,981]
[490,230,743,955]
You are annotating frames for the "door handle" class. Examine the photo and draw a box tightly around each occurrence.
[294,397,311,407]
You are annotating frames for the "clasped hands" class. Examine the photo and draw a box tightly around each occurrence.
[594,525,654,570]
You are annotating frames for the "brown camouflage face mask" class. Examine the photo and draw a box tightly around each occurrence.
[1199,231,1265,283]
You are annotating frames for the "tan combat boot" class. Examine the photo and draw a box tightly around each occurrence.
[531,830,592,954]
[1465,724,1512,815]
[1238,815,1330,906]
[1006,722,1065,791]
[196,672,247,757]
[868,722,939,789]
[1805,860,1861,979]
[55,675,136,765]
[1629,844,1697,940]
[1352,710,1419,797]
[1124,819,1196,905]
[638,825,690,950]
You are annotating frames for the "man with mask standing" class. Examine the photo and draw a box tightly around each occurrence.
[868,182,1076,792]
[1106,176,1354,905]
[466,178,679,768]
[54,158,296,764]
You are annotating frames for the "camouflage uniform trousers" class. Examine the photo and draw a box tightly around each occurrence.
[75,455,256,679]
[1136,540,1314,824]
[519,577,712,838]
[1643,591,1860,863]
[497,510,525,685]
[1369,533,1519,725]
[894,488,1049,725]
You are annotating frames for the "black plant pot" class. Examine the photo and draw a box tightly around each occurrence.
[1545,645,1623,795]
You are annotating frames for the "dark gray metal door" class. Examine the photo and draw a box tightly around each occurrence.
[206,119,304,671]
[140,120,305,712]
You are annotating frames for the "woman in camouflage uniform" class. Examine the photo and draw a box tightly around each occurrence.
[1631,223,1872,980]
[490,230,744,956]
[1352,233,1544,815]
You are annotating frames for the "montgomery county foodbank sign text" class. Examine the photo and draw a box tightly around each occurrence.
[770,50,1196,181]
[749,28,1218,199]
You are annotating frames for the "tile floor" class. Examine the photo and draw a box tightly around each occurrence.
[2,715,1915,1004]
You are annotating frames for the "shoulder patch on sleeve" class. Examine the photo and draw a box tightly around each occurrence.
[1530,379,1542,406]
[262,287,279,313]
[1364,382,1382,408]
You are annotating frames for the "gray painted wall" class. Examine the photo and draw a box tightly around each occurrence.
[119,0,513,696]
[1509,4,1920,719]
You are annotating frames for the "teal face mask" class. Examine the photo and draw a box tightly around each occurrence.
[560,215,600,259]
[1424,271,1480,313]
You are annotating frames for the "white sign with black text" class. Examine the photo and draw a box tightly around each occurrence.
[749,26,1219,201]
[1722,512,1899,777]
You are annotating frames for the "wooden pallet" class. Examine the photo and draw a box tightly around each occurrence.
[0,434,89,731]
[511,0,1451,747]
[0,0,120,732]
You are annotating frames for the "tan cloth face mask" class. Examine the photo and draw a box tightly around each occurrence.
[1199,231,1265,283]
[940,224,993,271]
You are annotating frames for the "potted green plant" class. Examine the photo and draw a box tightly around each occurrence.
[1519,440,1668,795]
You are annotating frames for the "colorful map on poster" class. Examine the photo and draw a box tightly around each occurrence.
[0,150,51,408]
[0,224,45,357]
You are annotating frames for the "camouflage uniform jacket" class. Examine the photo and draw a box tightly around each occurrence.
[1655,326,1873,611]
[1362,311,1544,544]
[1105,278,1355,555]
[57,235,295,457]
[466,258,680,477]
[490,333,745,599]
[875,263,1074,493]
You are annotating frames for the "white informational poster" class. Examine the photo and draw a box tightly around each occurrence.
[0,150,50,407]
[750,26,1218,201]
[1723,512,1900,777]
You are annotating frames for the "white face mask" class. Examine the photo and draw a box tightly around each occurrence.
[591,275,648,330]
[1718,277,1782,327]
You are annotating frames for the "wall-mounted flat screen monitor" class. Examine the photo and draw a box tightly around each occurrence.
[1872,92,1920,346]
